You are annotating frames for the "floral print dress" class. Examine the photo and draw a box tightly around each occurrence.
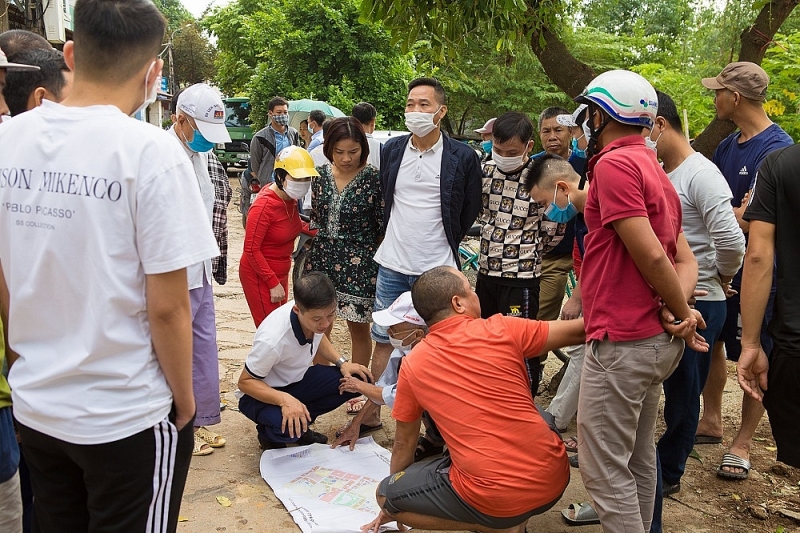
[305,163,384,322]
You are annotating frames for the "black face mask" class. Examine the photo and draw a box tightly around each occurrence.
[585,105,611,160]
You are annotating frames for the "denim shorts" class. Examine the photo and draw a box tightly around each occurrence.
[370,265,419,343]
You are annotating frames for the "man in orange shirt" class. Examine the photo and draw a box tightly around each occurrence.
[362,266,585,533]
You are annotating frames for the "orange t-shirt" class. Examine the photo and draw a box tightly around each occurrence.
[392,314,569,517]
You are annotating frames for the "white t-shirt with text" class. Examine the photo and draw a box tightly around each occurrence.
[0,101,219,445]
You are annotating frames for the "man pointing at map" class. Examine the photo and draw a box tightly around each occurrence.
[363,266,585,533]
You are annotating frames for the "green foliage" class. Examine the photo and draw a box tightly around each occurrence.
[761,33,800,141]
[154,0,193,32]
[204,0,414,130]
[172,25,217,88]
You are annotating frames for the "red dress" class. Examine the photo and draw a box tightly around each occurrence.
[240,188,304,326]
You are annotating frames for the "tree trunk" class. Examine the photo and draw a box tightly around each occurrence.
[693,0,799,158]
[528,25,596,99]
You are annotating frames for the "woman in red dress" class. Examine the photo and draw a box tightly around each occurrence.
[240,146,318,326]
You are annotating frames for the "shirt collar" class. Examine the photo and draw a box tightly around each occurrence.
[290,309,313,345]
[270,124,288,137]
[311,130,323,140]
[408,132,444,154]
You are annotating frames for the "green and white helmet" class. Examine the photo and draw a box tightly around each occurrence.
[576,70,658,129]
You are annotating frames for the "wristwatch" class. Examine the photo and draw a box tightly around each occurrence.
[335,356,348,369]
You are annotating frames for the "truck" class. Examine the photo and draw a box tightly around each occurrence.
[214,97,252,169]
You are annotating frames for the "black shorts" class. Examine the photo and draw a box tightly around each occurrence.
[377,455,559,529]
[718,290,775,361]
[763,347,800,468]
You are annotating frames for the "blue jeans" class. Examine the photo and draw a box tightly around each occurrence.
[238,365,359,444]
[370,265,419,344]
[650,299,726,533]
[0,406,19,483]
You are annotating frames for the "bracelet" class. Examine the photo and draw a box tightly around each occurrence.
[335,356,348,369]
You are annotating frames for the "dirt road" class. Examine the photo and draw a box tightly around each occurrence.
[176,177,800,532]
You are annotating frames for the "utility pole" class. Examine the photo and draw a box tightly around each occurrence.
[168,24,191,94]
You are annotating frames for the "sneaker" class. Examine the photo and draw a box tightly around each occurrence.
[663,481,681,497]
[258,436,287,450]
[297,430,328,445]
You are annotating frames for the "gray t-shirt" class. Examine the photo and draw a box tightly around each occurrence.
[668,152,746,301]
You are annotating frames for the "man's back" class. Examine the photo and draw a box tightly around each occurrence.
[392,313,568,516]
[0,101,217,444]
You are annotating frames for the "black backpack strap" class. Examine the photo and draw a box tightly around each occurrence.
[256,135,276,157]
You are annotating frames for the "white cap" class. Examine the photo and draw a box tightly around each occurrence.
[556,104,588,127]
[474,117,496,134]
[0,46,40,71]
[372,292,425,327]
[177,83,232,143]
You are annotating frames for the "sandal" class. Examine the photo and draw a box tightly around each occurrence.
[196,427,226,448]
[561,502,600,525]
[717,452,751,480]
[563,436,578,453]
[192,432,214,456]
[346,396,367,415]
[414,436,444,462]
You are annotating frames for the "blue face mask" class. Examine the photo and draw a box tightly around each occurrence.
[481,140,493,154]
[186,128,215,153]
[544,188,578,223]
[571,136,586,159]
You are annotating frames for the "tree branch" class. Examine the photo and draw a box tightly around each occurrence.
[529,25,596,99]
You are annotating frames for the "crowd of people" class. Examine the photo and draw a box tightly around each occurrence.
[0,1,799,533]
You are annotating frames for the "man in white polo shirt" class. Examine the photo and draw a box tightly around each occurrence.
[0,1,219,531]
[238,272,373,449]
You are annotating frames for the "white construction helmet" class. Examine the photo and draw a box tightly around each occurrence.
[576,70,658,129]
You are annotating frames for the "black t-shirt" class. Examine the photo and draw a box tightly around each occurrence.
[744,144,800,352]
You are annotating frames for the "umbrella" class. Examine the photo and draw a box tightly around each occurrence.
[288,99,346,130]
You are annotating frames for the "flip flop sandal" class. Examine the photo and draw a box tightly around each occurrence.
[717,452,751,480]
[196,426,226,448]
[414,436,444,462]
[561,502,600,525]
[694,434,723,445]
[563,436,578,453]
[192,432,214,456]
[345,396,367,415]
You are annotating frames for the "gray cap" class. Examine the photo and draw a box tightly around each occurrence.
[701,62,769,101]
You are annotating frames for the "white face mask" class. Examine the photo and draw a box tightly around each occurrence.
[492,150,527,173]
[132,61,158,117]
[283,179,311,200]
[388,329,416,350]
[581,118,591,145]
[645,130,662,153]
[404,107,442,137]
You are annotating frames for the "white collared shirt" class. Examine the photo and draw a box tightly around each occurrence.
[374,133,456,275]
[172,127,214,289]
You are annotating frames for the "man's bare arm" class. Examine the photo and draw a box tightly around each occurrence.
[391,419,421,474]
[540,318,585,355]
[146,269,195,430]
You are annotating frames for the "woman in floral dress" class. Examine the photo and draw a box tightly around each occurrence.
[305,117,383,368]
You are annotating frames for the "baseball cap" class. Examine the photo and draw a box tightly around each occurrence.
[0,46,40,71]
[556,104,588,127]
[701,62,769,101]
[474,117,496,134]
[372,292,425,327]
[177,83,232,143]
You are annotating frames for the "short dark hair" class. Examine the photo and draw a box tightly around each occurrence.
[523,153,578,193]
[321,118,332,136]
[408,77,446,105]
[0,30,52,58]
[493,111,534,145]
[72,0,166,83]
[294,272,337,310]
[537,106,570,131]
[268,96,289,111]
[352,102,376,125]
[4,48,69,116]
[308,109,326,126]
[323,117,369,167]
[411,266,468,325]
[655,90,682,132]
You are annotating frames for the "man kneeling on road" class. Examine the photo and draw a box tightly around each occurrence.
[237,272,372,449]
[363,266,585,533]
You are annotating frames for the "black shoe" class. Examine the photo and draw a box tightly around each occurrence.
[297,430,328,445]
[569,454,579,468]
[258,436,287,450]
[663,481,681,497]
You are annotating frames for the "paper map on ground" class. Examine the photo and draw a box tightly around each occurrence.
[260,436,403,532]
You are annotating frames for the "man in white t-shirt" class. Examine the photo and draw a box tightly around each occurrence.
[237,272,373,449]
[369,78,483,427]
[352,101,382,169]
[0,1,219,531]
[171,83,232,456]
